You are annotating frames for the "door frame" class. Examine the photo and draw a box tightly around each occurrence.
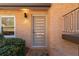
[31,14,48,48]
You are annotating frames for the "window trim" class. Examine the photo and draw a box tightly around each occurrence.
[0,16,16,38]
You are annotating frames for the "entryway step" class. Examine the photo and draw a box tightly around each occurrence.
[26,48,48,56]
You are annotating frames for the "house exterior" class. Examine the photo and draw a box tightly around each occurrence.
[0,3,49,48]
[48,3,79,56]
[0,3,79,56]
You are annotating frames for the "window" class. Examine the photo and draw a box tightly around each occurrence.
[0,16,16,37]
[63,8,79,33]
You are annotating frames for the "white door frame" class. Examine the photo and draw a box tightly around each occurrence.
[31,14,48,48]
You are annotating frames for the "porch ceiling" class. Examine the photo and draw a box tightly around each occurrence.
[0,3,51,10]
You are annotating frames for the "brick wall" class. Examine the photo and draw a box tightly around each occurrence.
[48,3,79,56]
[0,9,48,48]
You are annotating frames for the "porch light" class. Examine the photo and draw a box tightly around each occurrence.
[21,8,29,18]
[24,13,27,18]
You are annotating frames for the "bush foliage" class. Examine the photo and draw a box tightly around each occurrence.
[0,38,25,56]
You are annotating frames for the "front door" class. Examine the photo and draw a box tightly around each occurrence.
[32,15,47,47]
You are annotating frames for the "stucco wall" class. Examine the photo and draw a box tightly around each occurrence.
[48,4,79,56]
[0,9,48,48]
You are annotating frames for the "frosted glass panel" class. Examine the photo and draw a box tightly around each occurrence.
[32,15,47,47]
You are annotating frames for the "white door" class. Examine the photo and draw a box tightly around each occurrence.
[32,15,47,47]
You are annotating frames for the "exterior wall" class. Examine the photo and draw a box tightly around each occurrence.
[0,9,48,48]
[48,4,79,56]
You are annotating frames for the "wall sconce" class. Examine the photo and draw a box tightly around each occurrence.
[21,8,29,18]
[24,13,27,18]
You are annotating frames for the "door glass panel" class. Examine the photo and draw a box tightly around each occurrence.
[33,15,47,47]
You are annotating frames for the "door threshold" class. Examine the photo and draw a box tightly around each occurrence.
[32,46,47,48]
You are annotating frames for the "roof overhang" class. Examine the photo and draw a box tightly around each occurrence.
[0,3,51,10]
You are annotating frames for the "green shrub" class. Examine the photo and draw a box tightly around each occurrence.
[0,38,25,56]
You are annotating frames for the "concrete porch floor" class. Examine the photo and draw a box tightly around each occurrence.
[26,48,48,56]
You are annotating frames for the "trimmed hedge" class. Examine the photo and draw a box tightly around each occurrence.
[0,38,26,56]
